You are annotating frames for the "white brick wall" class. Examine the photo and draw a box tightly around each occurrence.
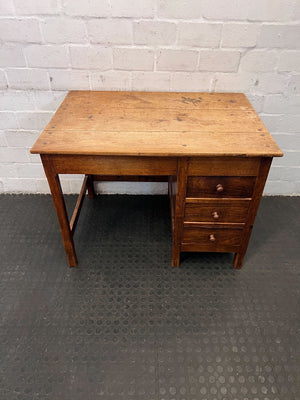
[222,24,260,48]
[157,49,198,71]
[248,0,295,22]
[177,23,222,48]
[239,51,278,72]
[111,0,156,18]
[0,111,19,129]
[41,17,88,44]
[134,21,176,45]
[0,71,8,89]
[0,0,299,195]
[0,44,26,67]
[199,50,240,72]
[49,69,90,90]
[24,45,69,68]
[6,68,50,89]
[14,0,60,15]
[289,75,300,94]
[201,0,249,21]
[70,46,112,70]
[91,71,131,90]
[255,72,288,94]
[278,51,300,72]
[170,72,214,92]
[0,18,42,43]
[62,0,110,17]
[0,90,36,110]
[113,48,154,71]
[132,72,170,91]
[0,0,15,15]
[257,25,300,49]
[88,19,133,45]
[158,0,202,19]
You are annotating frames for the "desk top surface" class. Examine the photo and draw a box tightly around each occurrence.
[31,91,283,157]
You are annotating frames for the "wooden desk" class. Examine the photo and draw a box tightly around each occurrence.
[31,91,283,268]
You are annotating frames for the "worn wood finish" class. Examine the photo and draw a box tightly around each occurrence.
[31,91,283,158]
[31,91,283,269]
[182,226,243,250]
[47,154,177,175]
[86,174,95,199]
[55,91,255,111]
[171,158,188,267]
[187,157,260,176]
[187,176,256,198]
[43,109,266,133]
[184,199,250,223]
[233,157,272,269]
[168,176,177,234]
[184,222,245,228]
[181,242,241,253]
[93,175,169,182]
[32,130,282,158]
[41,155,77,267]
[69,175,88,235]
[185,197,251,203]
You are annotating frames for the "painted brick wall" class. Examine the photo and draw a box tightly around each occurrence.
[0,0,300,194]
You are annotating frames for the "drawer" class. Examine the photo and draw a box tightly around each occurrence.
[182,226,243,252]
[188,157,260,176]
[186,176,256,198]
[184,199,250,223]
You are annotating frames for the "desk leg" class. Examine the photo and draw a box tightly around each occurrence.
[41,156,78,267]
[233,157,272,269]
[86,174,95,198]
[172,158,188,267]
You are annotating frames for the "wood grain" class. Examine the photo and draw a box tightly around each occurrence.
[43,109,266,133]
[31,130,283,157]
[86,174,95,198]
[182,226,243,250]
[168,175,177,234]
[187,157,260,176]
[32,92,283,269]
[48,155,177,175]
[172,158,188,267]
[41,155,77,267]
[31,91,283,158]
[181,242,241,253]
[69,175,88,235]
[93,175,168,182]
[184,199,250,223]
[186,176,256,198]
[63,91,254,110]
[233,157,273,269]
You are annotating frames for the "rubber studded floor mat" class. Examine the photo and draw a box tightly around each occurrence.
[0,195,299,400]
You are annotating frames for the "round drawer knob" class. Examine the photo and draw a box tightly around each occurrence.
[212,211,219,220]
[216,184,224,193]
[209,234,216,242]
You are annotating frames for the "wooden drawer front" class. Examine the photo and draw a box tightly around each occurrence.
[184,200,250,223]
[188,157,260,176]
[47,155,177,175]
[187,176,256,198]
[182,226,243,251]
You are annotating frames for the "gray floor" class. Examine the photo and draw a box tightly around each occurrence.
[0,194,299,400]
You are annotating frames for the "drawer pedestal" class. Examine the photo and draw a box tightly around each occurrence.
[169,156,272,268]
